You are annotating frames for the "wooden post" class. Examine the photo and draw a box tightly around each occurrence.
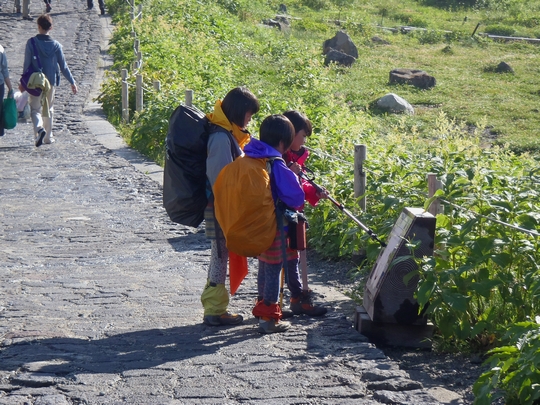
[138,4,142,20]
[121,69,129,123]
[427,173,442,216]
[354,144,367,211]
[134,39,140,54]
[185,89,193,107]
[471,22,481,37]
[137,51,142,69]
[153,80,161,92]
[352,144,367,263]
[136,74,143,112]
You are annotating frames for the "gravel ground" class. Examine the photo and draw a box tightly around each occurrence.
[307,251,489,405]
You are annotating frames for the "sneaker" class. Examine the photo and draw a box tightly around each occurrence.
[43,138,55,145]
[35,128,46,147]
[290,291,328,317]
[46,4,51,12]
[258,317,291,334]
[203,312,243,326]
[100,8,105,15]
[22,15,34,20]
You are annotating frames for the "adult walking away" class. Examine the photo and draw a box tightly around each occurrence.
[87,0,105,15]
[23,14,78,147]
[201,86,259,326]
[0,44,14,136]
[14,0,33,20]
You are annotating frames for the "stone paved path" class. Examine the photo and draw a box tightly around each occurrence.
[0,1,461,403]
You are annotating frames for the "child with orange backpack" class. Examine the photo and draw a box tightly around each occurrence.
[248,115,305,333]
[282,110,328,317]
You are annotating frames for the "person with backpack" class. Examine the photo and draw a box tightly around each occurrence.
[0,44,14,137]
[281,110,328,317]
[201,86,260,327]
[249,114,305,334]
[23,14,78,147]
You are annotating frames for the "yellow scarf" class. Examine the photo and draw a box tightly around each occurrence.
[206,100,251,149]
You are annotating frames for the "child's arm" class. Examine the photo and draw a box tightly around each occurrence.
[272,160,305,210]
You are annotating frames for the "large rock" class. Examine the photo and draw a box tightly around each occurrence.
[324,49,356,67]
[496,61,514,73]
[377,93,414,115]
[389,68,436,89]
[323,30,358,58]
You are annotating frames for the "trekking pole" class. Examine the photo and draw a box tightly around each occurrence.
[299,169,387,247]
[276,205,289,309]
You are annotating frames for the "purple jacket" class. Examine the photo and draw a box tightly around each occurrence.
[243,138,304,210]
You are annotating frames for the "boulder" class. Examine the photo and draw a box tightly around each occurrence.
[261,17,290,32]
[372,36,391,45]
[496,61,514,73]
[323,31,358,59]
[377,93,414,115]
[389,68,436,89]
[324,49,356,67]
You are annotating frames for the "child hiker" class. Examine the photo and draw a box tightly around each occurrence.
[201,86,260,326]
[282,110,328,317]
[250,114,305,333]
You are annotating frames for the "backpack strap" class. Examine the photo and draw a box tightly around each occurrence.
[207,123,241,160]
[30,37,43,71]
[267,156,289,287]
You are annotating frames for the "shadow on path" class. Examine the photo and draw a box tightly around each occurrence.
[0,323,255,375]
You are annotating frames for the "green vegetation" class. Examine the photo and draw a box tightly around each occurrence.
[99,0,540,402]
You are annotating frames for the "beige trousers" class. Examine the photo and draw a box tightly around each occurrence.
[29,87,55,143]
[14,0,30,16]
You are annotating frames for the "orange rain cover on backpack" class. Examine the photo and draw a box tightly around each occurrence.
[214,156,277,258]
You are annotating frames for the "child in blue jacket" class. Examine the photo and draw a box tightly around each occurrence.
[248,115,304,333]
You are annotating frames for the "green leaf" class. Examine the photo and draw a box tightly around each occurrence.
[441,290,470,312]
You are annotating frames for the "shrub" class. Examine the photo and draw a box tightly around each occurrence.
[303,0,330,11]
[484,24,516,36]
[473,319,540,405]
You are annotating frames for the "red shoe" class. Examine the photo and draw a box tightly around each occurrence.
[290,291,327,317]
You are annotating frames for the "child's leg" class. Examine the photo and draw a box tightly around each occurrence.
[286,256,302,299]
[299,250,309,291]
[208,238,227,285]
[201,238,242,325]
[257,260,265,300]
[262,262,281,304]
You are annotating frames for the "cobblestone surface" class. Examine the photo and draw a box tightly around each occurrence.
[0,2,462,403]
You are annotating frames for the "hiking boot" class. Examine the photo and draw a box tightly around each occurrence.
[16,8,21,13]
[258,317,291,334]
[290,291,327,317]
[35,128,46,147]
[100,8,105,15]
[203,312,243,326]
[281,308,294,319]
